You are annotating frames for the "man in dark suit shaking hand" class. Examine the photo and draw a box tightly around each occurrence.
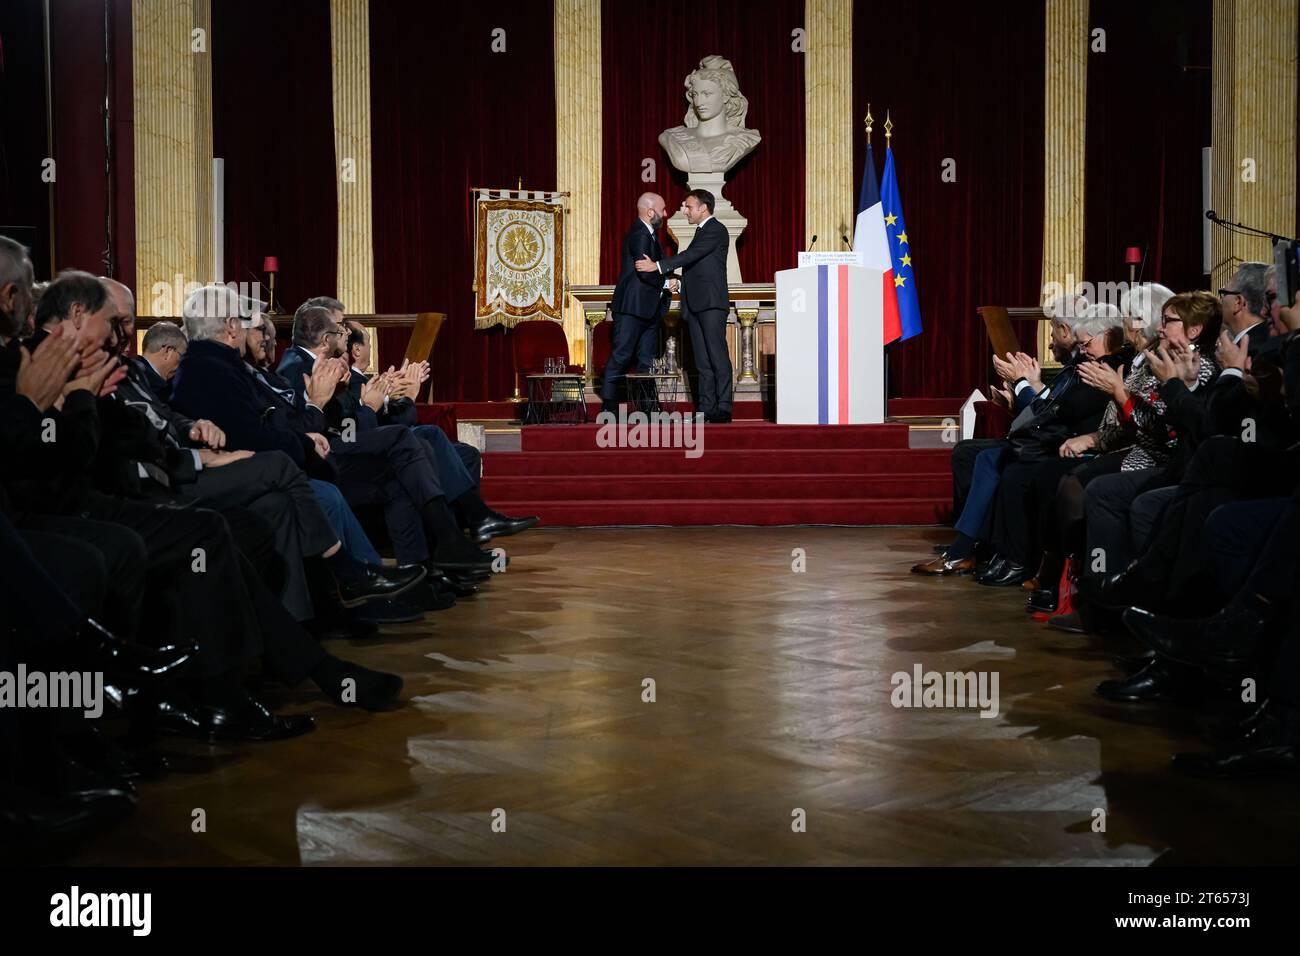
[602,192,677,414]
[636,188,732,422]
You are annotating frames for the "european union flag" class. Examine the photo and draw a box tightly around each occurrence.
[880,148,922,342]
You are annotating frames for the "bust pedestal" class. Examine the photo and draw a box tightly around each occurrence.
[665,172,747,285]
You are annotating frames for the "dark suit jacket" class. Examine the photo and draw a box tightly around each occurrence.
[172,339,324,467]
[96,359,203,494]
[275,346,325,414]
[1006,349,1133,457]
[134,355,172,402]
[611,220,671,319]
[655,216,729,313]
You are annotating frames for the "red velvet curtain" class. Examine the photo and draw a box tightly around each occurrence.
[1084,0,1212,292]
[0,0,53,279]
[211,0,337,318]
[853,0,1045,400]
[0,0,134,290]
[369,0,556,401]
[598,0,805,284]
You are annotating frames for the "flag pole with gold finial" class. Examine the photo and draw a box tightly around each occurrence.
[864,104,873,145]
[884,110,893,150]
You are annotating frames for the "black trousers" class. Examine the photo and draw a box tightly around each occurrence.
[1133,437,1297,602]
[601,311,660,402]
[17,517,147,641]
[330,424,442,565]
[684,305,732,416]
[990,456,1080,567]
[178,450,336,620]
[1082,467,1167,581]
[45,492,261,679]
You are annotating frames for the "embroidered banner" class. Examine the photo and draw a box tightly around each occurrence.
[472,189,566,330]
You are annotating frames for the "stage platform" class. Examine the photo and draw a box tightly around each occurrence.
[450,397,967,424]
[481,422,953,527]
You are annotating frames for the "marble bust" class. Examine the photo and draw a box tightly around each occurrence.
[659,55,762,176]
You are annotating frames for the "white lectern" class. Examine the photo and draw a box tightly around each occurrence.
[775,263,885,424]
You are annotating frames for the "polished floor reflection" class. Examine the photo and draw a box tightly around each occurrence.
[76,528,1300,865]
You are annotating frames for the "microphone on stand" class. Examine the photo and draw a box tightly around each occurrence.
[808,234,818,251]
[841,235,853,251]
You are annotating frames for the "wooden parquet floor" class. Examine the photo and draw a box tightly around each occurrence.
[74,527,1300,866]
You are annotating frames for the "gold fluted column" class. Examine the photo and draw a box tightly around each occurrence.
[554,0,602,363]
[1210,0,1298,288]
[330,0,376,313]
[133,0,213,315]
[804,0,853,256]
[1040,0,1089,363]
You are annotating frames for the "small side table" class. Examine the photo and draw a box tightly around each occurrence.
[624,371,686,414]
[524,373,588,425]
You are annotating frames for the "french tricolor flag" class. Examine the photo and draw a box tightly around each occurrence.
[853,142,902,345]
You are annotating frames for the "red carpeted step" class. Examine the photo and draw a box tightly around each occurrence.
[484,448,950,476]
[486,497,951,527]
[482,472,951,501]
[520,421,911,452]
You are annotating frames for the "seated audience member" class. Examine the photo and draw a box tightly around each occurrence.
[283,299,535,544]
[170,284,496,576]
[1032,289,1220,617]
[914,303,1129,580]
[244,312,447,621]
[98,280,424,620]
[136,320,186,400]
[5,262,403,739]
[1219,260,1277,355]
[942,293,1088,523]
[986,285,1175,605]
[1122,475,1300,777]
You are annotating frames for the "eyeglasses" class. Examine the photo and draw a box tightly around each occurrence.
[1159,313,1183,326]
[1217,288,1241,298]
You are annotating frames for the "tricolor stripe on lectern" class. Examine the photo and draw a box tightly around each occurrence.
[815,263,858,425]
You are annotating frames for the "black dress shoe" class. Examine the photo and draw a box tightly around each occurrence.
[1112,648,1157,672]
[473,513,539,544]
[979,561,1029,587]
[63,729,167,784]
[705,411,732,423]
[405,582,455,612]
[1096,659,1185,702]
[358,597,427,623]
[438,570,482,597]
[1096,566,1163,610]
[1173,709,1300,778]
[1045,611,1086,634]
[1122,605,1264,680]
[1026,588,1059,613]
[158,693,315,742]
[973,556,1008,583]
[1202,700,1272,747]
[336,564,426,608]
[0,785,135,858]
[203,695,316,742]
[79,617,195,684]
[153,696,208,738]
[431,539,496,573]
